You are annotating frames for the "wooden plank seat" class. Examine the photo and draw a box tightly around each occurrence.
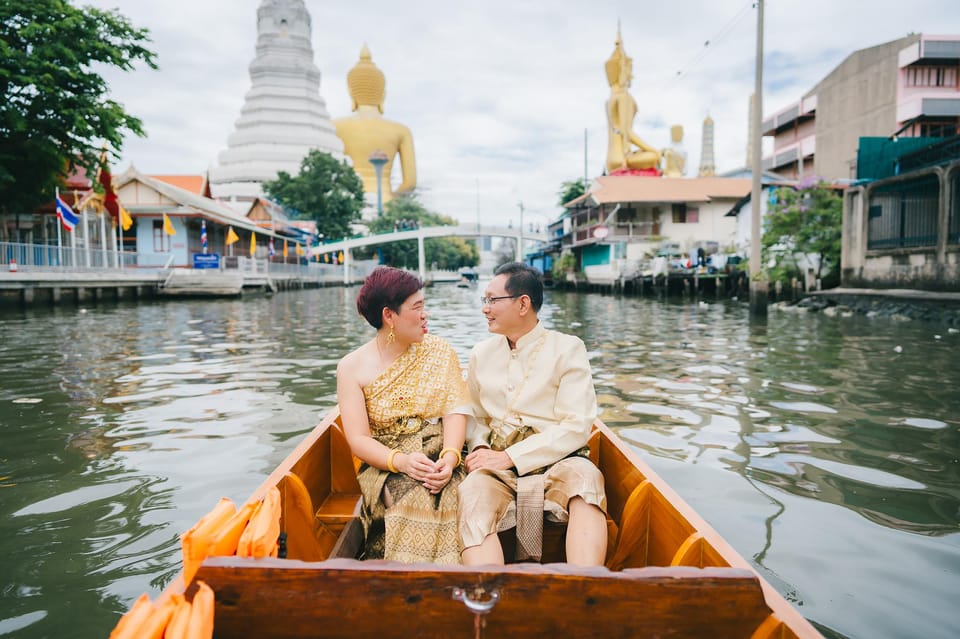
[195,558,773,639]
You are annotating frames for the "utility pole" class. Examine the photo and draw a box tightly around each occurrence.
[584,128,589,186]
[517,201,525,263]
[749,0,767,317]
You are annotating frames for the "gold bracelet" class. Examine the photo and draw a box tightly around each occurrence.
[438,447,462,467]
[386,448,400,473]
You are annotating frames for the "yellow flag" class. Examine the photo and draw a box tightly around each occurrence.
[295,243,304,256]
[226,226,239,245]
[249,232,257,256]
[162,213,176,236]
[338,251,345,263]
[283,239,288,257]
[119,206,133,231]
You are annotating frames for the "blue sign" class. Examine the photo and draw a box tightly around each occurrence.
[193,253,220,269]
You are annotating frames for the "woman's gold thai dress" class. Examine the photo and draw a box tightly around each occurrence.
[357,333,468,564]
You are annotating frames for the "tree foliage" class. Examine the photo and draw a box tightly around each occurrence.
[762,181,842,288]
[557,178,587,207]
[0,0,157,214]
[263,150,365,241]
[361,194,479,270]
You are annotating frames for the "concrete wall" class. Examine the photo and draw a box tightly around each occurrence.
[842,161,960,291]
[813,36,917,181]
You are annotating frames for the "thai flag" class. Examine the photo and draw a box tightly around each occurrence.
[201,219,208,253]
[55,194,79,231]
[268,238,276,257]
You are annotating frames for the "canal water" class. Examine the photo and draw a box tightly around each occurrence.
[0,285,957,638]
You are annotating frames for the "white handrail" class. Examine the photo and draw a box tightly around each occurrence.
[161,254,177,288]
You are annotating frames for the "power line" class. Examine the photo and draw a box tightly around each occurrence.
[673,1,755,81]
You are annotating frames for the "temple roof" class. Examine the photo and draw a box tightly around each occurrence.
[567,175,752,207]
[115,166,267,234]
[151,174,209,196]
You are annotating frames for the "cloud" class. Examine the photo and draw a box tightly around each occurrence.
[85,0,960,226]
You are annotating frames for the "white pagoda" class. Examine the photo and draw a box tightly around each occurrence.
[209,0,343,201]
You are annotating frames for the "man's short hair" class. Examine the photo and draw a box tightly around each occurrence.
[494,262,543,312]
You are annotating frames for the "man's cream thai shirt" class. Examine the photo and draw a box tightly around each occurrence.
[466,321,598,476]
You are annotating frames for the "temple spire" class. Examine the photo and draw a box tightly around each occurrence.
[209,0,343,201]
[698,115,716,177]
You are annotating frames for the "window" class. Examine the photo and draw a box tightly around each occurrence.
[153,220,169,252]
[671,204,698,223]
[918,121,958,138]
[905,65,958,88]
[672,203,687,223]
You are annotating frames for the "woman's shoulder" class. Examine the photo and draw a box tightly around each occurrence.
[337,341,375,376]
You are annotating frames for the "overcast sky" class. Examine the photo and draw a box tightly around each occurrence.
[86,0,960,228]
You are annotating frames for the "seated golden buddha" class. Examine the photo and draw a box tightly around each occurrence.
[334,45,416,204]
[605,30,661,174]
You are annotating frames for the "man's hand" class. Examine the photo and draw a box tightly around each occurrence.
[465,447,514,473]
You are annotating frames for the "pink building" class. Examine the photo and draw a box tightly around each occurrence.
[763,34,960,180]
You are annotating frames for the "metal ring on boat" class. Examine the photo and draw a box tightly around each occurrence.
[451,587,501,614]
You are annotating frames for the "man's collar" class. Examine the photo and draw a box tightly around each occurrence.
[513,321,545,350]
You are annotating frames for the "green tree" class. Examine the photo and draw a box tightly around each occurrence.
[557,178,587,207]
[263,150,364,241]
[362,194,479,269]
[0,0,157,216]
[762,181,842,288]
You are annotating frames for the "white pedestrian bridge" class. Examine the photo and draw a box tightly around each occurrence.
[318,224,549,284]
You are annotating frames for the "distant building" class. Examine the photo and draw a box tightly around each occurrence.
[116,167,285,267]
[557,175,749,284]
[763,34,960,180]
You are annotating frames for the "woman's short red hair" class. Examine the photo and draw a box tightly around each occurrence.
[356,266,423,328]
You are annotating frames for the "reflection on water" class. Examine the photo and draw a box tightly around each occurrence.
[0,287,957,639]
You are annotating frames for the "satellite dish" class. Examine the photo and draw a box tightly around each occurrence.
[593,226,609,239]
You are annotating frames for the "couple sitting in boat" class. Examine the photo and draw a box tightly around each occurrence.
[336,262,608,565]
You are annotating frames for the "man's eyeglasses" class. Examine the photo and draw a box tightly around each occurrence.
[480,295,520,305]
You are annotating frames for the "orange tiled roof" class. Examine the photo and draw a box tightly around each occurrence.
[570,175,752,207]
[151,175,206,195]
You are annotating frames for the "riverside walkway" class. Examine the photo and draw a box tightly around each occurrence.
[0,238,365,307]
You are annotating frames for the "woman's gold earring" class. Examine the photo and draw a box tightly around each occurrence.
[387,327,395,344]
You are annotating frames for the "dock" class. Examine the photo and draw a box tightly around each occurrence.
[0,264,362,307]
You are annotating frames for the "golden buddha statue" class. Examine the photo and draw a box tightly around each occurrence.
[334,45,416,204]
[605,28,661,174]
[662,125,687,177]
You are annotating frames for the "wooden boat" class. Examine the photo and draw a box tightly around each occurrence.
[172,410,822,638]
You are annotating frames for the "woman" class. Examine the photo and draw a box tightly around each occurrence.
[337,266,468,564]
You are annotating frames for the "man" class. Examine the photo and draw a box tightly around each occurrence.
[459,262,607,566]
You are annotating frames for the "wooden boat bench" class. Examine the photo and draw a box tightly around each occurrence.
[194,558,775,639]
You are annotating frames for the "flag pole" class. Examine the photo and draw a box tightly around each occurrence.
[78,190,91,267]
[117,212,123,270]
[100,205,108,267]
[55,187,63,267]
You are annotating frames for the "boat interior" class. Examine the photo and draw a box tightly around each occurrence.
[189,414,817,638]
